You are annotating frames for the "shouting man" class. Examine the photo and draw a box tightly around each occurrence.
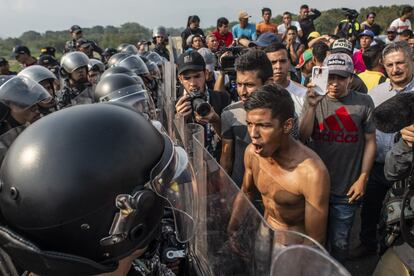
[229,84,330,245]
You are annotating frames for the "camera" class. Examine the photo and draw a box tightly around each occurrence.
[218,46,246,74]
[188,91,211,117]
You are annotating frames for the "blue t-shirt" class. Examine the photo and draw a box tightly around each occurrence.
[232,23,257,41]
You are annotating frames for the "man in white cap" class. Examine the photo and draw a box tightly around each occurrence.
[232,11,257,41]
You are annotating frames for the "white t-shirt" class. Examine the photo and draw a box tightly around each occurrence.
[389,18,412,33]
[277,21,302,35]
[285,80,307,117]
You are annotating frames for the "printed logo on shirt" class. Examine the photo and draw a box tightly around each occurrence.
[312,106,359,143]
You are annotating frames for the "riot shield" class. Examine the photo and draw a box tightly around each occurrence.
[270,245,350,276]
[171,118,340,275]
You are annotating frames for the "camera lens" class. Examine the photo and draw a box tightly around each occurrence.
[192,98,211,117]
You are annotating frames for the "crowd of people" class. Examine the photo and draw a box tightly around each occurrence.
[0,3,412,276]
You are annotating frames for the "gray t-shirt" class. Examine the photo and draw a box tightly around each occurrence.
[305,91,375,195]
[221,101,251,187]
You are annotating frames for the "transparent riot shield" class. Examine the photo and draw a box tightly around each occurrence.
[270,245,350,276]
[170,117,344,275]
[159,54,176,136]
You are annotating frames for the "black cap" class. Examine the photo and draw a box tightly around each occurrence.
[0,57,8,66]
[40,46,56,57]
[11,45,30,57]
[38,55,59,67]
[177,51,205,75]
[69,25,82,33]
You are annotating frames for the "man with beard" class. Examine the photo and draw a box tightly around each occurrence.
[57,51,95,108]
[351,42,414,259]
[220,49,273,187]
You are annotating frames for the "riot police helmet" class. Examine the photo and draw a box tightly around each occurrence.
[60,51,89,75]
[107,52,131,68]
[116,55,150,76]
[18,65,57,84]
[100,67,145,88]
[152,26,168,39]
[88,59,105,73]
[0,103,190,275]
[0,75,51,108]
[94,73,155,118]
[120,44,139,55]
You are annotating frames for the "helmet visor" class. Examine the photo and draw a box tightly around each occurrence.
[149,136,197,243]
[0,76,52,108]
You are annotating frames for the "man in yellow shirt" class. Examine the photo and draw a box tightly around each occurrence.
[358,44,388,91]
[256,7,277,36]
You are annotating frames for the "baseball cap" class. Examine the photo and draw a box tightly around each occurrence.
[197,48,216,72]
[177,51,206,75]
[40,46,56,57]
[11,45,30,57]
[38,55,59,67]
[296,49,313,68]
[69,25,82,33]
[308,31,321,40]
[358,29,374,38]
[250,32,281,47]
[323,53,354,78]
[239,11,251,19]
[331,38,353,56]
[0,57,8,66]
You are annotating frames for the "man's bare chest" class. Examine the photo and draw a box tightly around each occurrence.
[252,159,304,207]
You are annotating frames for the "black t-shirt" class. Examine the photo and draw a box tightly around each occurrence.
[350,74,368,94]
[299,9,321,45]
[180,28,205,50]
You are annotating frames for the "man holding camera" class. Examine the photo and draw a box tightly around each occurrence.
[175,51,230,157]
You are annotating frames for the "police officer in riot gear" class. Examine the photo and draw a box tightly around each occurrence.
[152,26,170,61]
[0,75,51,162]
[102,47,118,65]
[0,103,195,275]
[107,52,132,68]
[100,66,146,87]
[95,73,155,119]
[119,44,139,55]
[57,51,95,108]
[18,65,58,114]
[87,59,105,85]
[64,25,103,56]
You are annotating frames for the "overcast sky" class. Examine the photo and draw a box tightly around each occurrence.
[0,0,410,38]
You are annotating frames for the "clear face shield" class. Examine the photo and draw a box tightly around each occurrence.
[98,84,156,119]
[146,133,197,242]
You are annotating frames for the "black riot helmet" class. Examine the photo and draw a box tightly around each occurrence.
[116,55,150,76]
[102,47,118,62]
[95,73,155,118]
[60,51,89,79]
[119,44,139,55]
[0,75,51,108]
[146,51,165,66]
[0,103,195,275]
[107,52,131,68]
[152,26,168,40]
[100,67,146,89]
[18,65,57,84]
[88,59,105,73]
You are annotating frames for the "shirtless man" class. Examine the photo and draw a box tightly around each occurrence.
[228,84,330,245]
